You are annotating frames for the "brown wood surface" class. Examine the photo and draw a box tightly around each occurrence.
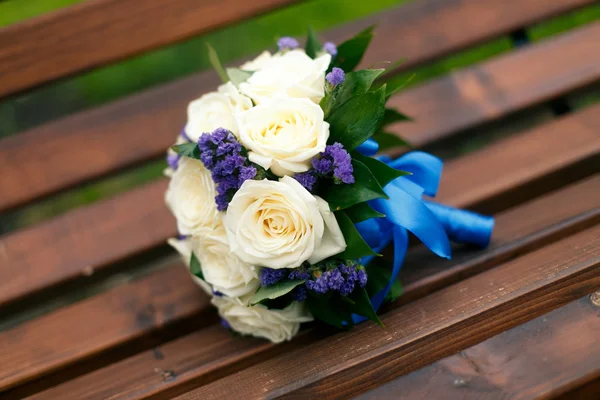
[390,21,600,146]
[356,294,600,400]
[0,0,301,98]
[1,3,598,213]
[174,226,600,400]
[27,176,600,400]
[0,181,172,308]
[434,102,600,214]
[0,265,212,393]
[1,103,598,313]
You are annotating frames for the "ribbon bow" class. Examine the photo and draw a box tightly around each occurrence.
[351,139,495,323]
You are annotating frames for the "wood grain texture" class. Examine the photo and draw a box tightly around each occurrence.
[174,226,600,400]
[1,3,598,213]
[389,21,600,146]
[356,295,600,400]
[1,105,598,312]
[435,102,600,214]
[0,0,301,98]
[27,176,600,400]
[0,265,211,393]
[0,180,172,309]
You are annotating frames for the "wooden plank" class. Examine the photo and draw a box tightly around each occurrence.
[1,4,598,213]
[390,21,600,147]
[434,102,600,213]
[1,104,598,311]
[172,226,600,400]
[0,0,301,98]
[356,294,600,400]
[26,177,600,400]
[0,265,212,393]
[0,181,172,308]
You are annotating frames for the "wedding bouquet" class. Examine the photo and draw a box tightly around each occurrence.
[165,29,494,343]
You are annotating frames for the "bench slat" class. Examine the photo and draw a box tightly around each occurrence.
[0,265,211,393]
[356,295,600,400]
[173,225,600,399]
[435,101,600,213]
[27,175,600,400]
[1,3,598,213]
[0,0,301,98]
[391,21,600,146]
[2,101,598,310]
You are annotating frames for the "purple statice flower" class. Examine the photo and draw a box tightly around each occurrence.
[293,286,307,302]
[277,36,299,51]
[220,318,231,330]
[323,42,337,57]
[289,267,310,281]
[213,290,224,297]
[166,153,181,170]
[260,268,287,287]
[339,280,355,296]
[312,142,354,184]
[306,275,329,294]
[293,171,318,191]
[357,269,368,287]
[326,67,345,86]
[306,261,367,296]
[198,128,257,211]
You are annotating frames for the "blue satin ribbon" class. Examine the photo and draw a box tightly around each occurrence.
[351,148,495,324]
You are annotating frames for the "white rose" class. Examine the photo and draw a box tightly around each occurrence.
[167,236,213,296]
[239,49,331,104]
[213,295,313,343]
[196,226,260,298]
[224,177,346,269]
[239,51,273,71]
[185,82,252,141]
[165,157,221,236]
[236,96,329,176]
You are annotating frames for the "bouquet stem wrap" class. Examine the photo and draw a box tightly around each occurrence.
[352,140,494,323]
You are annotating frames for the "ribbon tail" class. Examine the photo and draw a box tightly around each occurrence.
[383,151,443,197]
[373,184,452,259]
[425,201,495,248]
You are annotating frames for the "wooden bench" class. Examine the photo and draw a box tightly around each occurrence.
[0,0,598,399]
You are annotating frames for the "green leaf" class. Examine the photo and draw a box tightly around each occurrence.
[306,294,353,329]
[344,202,385,223]
[206,43,228,83]
[372,132,413,150]
[382,108,413,126]
[387,280,403,302]
[226,68,253,87]
[172,142,201,160]
[190,252,204,280]
[365,262,403,303]
[382,57,407,76]
[353,152,411,188]
[249,279,305,306]
[385,73,416,100]
[321,160,387,210]
[327,84,386,150]
[334,69,385,109]
[333,26,375,72]
[334,211,378,259]
[305,26,321,59]
[348,287,384,327]
[319,86,338,119]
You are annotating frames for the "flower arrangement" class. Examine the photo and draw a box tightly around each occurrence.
[165,28,495,343]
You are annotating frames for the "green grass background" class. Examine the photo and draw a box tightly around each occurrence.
[0,0,598,230]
